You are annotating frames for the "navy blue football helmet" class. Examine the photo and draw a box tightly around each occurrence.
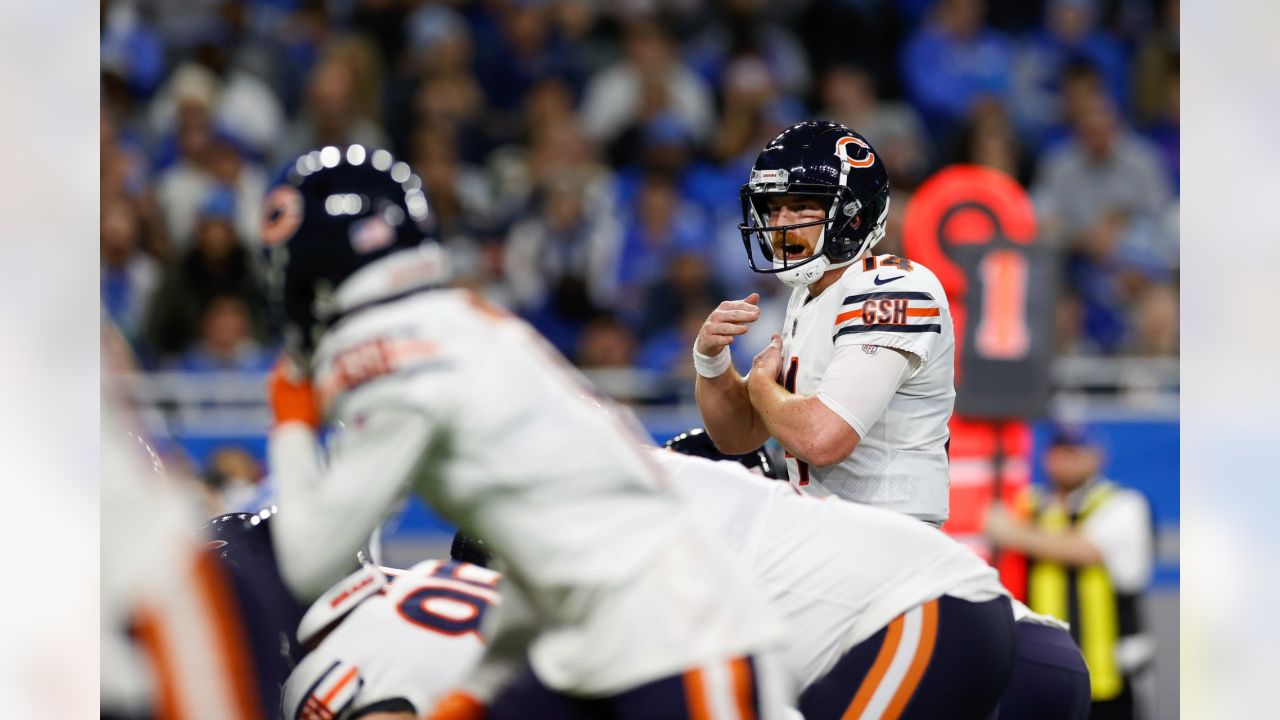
[258,145,447,363]
[739,121,890,288]
[450,531,493,568]
[202,508,307,716]
[663,427,779,479]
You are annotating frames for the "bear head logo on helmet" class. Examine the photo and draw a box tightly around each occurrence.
[739,121,890,289]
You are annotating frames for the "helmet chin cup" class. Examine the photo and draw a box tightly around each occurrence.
[775,254,830,288]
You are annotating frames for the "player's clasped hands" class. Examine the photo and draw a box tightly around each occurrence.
[695,292,761,356]
[750,334,784,384]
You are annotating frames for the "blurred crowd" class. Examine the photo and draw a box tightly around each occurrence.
[101,0,1180,386]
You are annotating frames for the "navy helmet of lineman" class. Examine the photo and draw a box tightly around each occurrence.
[258,144,447,366]
[739,120,890,288]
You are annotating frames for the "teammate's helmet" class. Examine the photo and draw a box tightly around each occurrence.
[258,145,448,363]
[664,428,778,479]
[739,121,890,288]
[203,507,282,567]
[450,532,493,568]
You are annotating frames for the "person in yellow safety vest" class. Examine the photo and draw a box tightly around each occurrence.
[985,425,1155,720]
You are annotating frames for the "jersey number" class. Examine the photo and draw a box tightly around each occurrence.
[974,249,1030,360]
[783,357,811,486]
[397,587,489,636]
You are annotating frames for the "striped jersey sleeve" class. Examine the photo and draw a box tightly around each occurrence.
[831,258,948,362]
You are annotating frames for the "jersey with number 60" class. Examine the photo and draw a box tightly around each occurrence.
[274,287,781,696]
[282,559,499,720]
[777,254,955,524]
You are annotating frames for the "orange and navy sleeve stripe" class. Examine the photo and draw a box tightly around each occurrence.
[833,291,941,340]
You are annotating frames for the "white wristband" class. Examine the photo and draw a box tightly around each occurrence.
[693,344,733,379]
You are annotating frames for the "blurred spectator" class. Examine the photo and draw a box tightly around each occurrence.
[699,59,805,297]
[471,0,586,138]
[411,124,494,242]
[1032,92,1172,251]
[899,0,1014,135]
[411,72,489,161]
[499,102,614,219]
[102,111,171,260]
[503,173,622,351]
[145,189,268,358]
[636,304,710,389]
[142,0,232,51]
[387,3,489,162]
[154,85,268,250]
[176,296,274,373]
[946,97,1032,185]
[113,0,1178,379]
[612,172,713,322]
[100,0,167,100]
[101,198,161,345]
[409,124,505,298]
[818,64,931,189]
[1010,0,1128,150]
[549,0,612,73]
[1130,282,1178,357]
[579,17,715,161]
[575,314,639,370]
[202,445,270,515]
[1131,0,1179,129]
[636,253,726,340]
[986,426,1154,718]
[260,0,339,114]
[707,56,794,167]
[277,56,390,164]
[685,0,812,98]
[796,0,910,99]
[487,76,591,216]
[1138,58,1179,194]
[148,51,286,164]
[323,36,387,135]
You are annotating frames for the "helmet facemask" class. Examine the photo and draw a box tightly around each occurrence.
[739,180,871,288]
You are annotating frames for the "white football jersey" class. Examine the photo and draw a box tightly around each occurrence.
[276,286,781,695]
[102,329,261,720]
[777,254,956,523]
[282,560,499,720]
[655,450,1006,690]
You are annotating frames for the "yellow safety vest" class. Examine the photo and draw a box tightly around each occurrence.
[1027,481,1138,702]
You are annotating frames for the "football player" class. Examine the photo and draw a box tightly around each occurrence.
[282,558,499,720]
[694,121,955,525]
[201,509,310,715]
[283,437,1082,720]
[656,448,1013,719]
[666,431,1090,720]
[258,147,790,719]
[102,324,264,720]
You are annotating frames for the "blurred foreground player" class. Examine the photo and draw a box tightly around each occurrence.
[295,433,1081,720]
[201,509,309,715]
[655,448,1012,719]
[259,146,789,718]
[282,559,499,720]
[666,430,1089,720]
[695,121,955,525]
[102,324,263,720]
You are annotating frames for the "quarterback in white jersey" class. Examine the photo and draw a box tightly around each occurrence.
[259,148,787,716]
[283,560,498,720]
[695,121,954,524]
